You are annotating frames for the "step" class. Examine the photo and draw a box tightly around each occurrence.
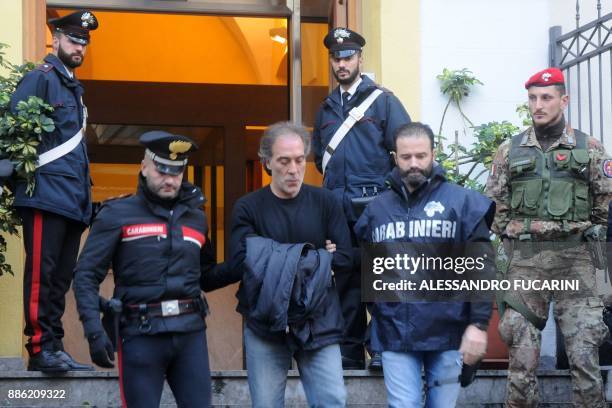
[1,369,610,407]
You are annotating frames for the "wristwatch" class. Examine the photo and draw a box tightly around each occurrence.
[471,322,488,332]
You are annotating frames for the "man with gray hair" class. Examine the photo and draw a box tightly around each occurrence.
[224,121,353,407]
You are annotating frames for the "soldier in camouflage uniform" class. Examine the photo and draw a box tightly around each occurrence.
[486,67,611,408]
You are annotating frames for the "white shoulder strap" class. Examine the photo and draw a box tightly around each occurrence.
[36,104,87,169]
[322,88,384,175]
[36,129,84,168]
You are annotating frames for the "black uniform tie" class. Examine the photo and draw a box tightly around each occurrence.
[342,91,351,113]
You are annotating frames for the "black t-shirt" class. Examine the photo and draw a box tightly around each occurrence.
[227,184,353,283]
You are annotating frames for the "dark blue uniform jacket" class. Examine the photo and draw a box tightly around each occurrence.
[354,165,495,352]
[241,236,343,351]
[74,176,220,339]
[10,54,91,224]
[313,75,411,222]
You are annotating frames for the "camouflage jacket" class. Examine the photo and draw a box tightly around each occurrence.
[486,125,612,240]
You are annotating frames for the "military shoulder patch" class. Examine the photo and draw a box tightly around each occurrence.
[603,159,612,178]
[35,63,54,73]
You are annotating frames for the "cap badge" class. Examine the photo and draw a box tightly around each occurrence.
[168,140,192,160]
[334,28,350,44]
[542,72,552,82]
[81,12,95,28]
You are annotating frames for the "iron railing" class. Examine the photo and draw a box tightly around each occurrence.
[550,0,611,141]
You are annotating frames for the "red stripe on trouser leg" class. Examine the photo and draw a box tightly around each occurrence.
[118,338,127,408]
[29,210,43,354]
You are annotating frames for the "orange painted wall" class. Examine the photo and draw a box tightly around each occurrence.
[301,22,329,87]
[49,9,328,87]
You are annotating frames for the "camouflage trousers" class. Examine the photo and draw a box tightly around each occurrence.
[498,244,610,408]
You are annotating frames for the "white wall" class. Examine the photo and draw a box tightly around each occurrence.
[551,0,608,33]
[420,0,610,151]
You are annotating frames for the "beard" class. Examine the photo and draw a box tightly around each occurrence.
[145,177,178,200]
[333,67,360,85]
[400,166,432,190]
[533,111,564,131]
[57,45,84,69]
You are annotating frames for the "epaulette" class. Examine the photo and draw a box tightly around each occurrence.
[103,193,133,203]
[89,194,132,225]
[91,193,132,220]
[34,63,54,73]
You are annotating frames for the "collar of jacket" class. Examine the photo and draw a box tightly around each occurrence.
[386,164,447,203]
[44,53,82,88]
[326,74,378,107]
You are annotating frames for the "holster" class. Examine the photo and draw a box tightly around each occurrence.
[583,225,607,270]
[497,238,547,330]
[350,195,376,212]
[99,297,122,351]
[503,292,547,331]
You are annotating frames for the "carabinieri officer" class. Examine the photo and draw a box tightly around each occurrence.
[10,9,99,372]
[74,131,223,407]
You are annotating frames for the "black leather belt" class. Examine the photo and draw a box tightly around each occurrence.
[125,298,201,318]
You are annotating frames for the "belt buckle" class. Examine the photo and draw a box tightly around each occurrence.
[161,300,180,317]
[349,107,363,121]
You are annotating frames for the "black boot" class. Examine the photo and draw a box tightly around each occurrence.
[54,350,94,371]
[341,356,365,370]
[27,350,70,373]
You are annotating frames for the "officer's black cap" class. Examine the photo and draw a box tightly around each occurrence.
[140,131,198,176]
[48,10,98,45]
[323,27,366,58]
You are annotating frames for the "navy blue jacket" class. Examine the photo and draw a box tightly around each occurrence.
[354,166,495,352]
[313,75,411,222]
[242,236,343,350]
[74,176,219,338]
[10,54,91,224]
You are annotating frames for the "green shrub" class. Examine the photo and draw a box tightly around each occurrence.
[0,43,54,277]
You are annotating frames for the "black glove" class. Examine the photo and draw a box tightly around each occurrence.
[460,359,482,387]
[87,332,115,368]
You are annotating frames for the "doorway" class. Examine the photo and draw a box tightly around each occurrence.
[46,6,329,370]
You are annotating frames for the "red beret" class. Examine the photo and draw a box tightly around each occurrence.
[525,68,565,89]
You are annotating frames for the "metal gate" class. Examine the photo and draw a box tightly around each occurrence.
[549,0,611,143]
